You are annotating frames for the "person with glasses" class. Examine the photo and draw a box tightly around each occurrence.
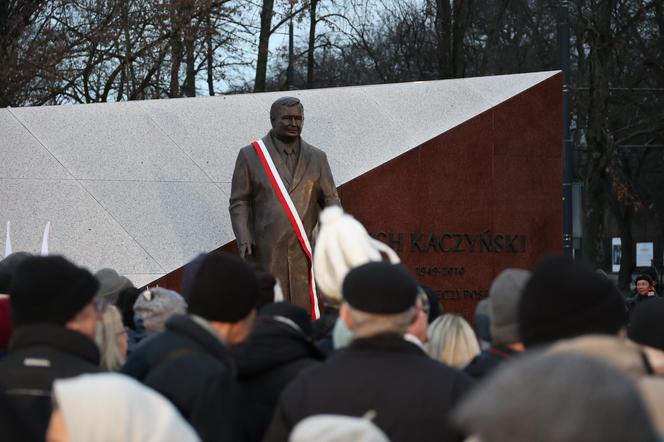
[404,291,431,350]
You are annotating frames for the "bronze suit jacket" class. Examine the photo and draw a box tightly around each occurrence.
[229,133,340,314]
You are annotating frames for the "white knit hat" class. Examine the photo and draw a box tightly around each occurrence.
[313,206,400,305]
[290,415,389,442]
[52,373,200,442]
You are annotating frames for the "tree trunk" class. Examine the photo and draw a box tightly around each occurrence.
[170,38,182,97]
[169,5,183,99]
[206,8,215,96]
[451,0,470,77]
[183,34,196,97]
[307,0,318,88]
[255,0,274,92]
[582,0,612,267]
[122,0,134,100]
[435,0,451,78]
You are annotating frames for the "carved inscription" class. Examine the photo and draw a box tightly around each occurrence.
[371,231,527,254]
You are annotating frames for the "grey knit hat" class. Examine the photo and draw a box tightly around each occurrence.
[134,287,187,334]
[95,268,133,304]
[488,269,530,345]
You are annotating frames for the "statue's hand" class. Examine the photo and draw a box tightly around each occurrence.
[239,243,253,259]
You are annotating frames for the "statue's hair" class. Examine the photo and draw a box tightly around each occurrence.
[270,96,303,121]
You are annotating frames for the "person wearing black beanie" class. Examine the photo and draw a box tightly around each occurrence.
[123,252,259,442]
[264,262,474,442]
[628,298,664,376]
[518,256,626,348]
[0,256,101,440]
[10,256,99,331]
[232,302,325,442]
[629,298,664,352]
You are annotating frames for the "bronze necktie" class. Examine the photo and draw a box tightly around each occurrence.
[284,149,297,176]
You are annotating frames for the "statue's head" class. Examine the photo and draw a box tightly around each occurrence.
[270,97,304,142]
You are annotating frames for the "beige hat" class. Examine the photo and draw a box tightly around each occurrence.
[290,415,389,442]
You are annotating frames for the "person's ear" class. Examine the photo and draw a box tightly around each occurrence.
[340,304,352,330]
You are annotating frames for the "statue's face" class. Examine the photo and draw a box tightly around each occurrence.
[271,105,304,142]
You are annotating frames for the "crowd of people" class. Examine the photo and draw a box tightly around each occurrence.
[1,206,663,441]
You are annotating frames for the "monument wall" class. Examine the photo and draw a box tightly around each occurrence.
[152,73,562,319]
[337,74,562,318]
[1,71,561,319]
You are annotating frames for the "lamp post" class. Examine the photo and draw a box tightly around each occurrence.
[287,0,298,90]
[559,0,574,257]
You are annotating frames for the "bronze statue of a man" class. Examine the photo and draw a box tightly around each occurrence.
[229,97,340,316]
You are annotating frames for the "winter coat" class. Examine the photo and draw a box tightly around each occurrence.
[464,345,520,380]
[263,333,474,442]
[311,307,339,354]
[0,324,101,442]
[232,317,325,442]
[550,335,664,434]
[626,293,661,317]
[122,314,242,442]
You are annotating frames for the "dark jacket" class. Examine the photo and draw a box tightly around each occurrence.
[0,324,101,442]
[311,306,339,354]
[232,317,324,442]
[464,345,520,380]
[122,314,242,442]
[263,333,474,442]
[626,293,661,317]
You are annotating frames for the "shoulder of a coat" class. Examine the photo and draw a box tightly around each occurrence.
[302,140,326,156]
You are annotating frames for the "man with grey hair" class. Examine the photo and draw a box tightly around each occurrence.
[263,262,473,442]
[230,97,340,318]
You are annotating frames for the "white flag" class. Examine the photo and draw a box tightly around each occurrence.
[4,221,11,258]
[41,222,50,256]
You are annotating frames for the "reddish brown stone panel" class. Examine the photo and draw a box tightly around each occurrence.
[339,73,563,321]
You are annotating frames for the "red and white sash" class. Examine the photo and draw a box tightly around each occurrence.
[251,139,320,319]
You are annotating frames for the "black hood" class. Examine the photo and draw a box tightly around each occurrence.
[232,317,324,377]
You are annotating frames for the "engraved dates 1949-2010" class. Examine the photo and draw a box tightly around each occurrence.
[415,266,464,277]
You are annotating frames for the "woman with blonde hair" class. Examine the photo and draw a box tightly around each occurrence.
[427,314,480,368]
[94,304,128,371]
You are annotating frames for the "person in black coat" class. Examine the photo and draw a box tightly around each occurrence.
[263,262,474,442]
[0,256,101,442]
[232,302,325,442]
[465,269,529,379]
[122,252,259,442]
